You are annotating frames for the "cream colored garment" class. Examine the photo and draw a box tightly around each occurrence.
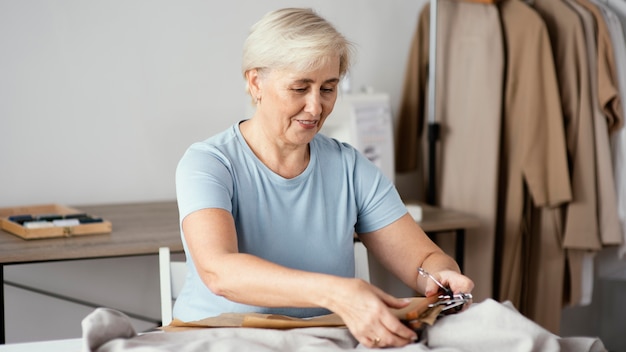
[575,0,623,132]
[539,0,600,252]
[562,0,601,307]
[431,0,504,302]
[497,0,572,325]
[563,0,617,307]
[575,0,623,247]
[395,1,504,302]
[602,0,626,32]
[595,0,626,258]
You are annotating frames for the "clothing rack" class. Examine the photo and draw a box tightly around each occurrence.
[427,0,439,205]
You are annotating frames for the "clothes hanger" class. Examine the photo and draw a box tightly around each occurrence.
[456,0,500,4]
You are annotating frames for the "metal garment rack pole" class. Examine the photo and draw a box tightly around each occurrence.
[427,0,439,206]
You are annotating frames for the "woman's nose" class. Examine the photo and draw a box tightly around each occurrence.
[304,93,323,117]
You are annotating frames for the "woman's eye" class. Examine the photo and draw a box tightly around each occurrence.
[292,87,308,93]
[321,87,335,93]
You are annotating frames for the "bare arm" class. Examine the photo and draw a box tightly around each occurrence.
[358,213,474,297]
[183,208,337,308]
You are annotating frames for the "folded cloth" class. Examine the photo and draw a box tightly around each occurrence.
[81,308,136,352]
[163,296,441,332]
[81,299,606,352]
[426,299,606,352]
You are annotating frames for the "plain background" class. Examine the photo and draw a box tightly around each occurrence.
[0,0,424,208]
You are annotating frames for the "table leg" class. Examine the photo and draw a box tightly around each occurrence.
[1,264,5,344]
[455,229,465,273]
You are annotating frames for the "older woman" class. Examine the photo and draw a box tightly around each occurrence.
[174,7,474,348]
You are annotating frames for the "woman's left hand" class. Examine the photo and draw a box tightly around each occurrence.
[423,269,474,306]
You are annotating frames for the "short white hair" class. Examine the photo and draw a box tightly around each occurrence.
[242,8,354,94]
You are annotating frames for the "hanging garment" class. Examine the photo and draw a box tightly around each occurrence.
[601,0,626,33]
[528,0,597,333]
[395,5,431,202]
[396,6,430,178]
[395,4,430,176]
[594,0,626,259]
[562,0,601,307]
[496,0,572,325]
[395,0,504,302]
[574,0,623,247]
[562,0,618,306]
[575,0,624,132]
[431,0,504,302]
[532,0,600,252]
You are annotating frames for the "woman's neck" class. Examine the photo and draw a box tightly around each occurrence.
[239,120,310,179]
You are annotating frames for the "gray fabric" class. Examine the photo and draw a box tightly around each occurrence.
[81,300,606,352]
[427,299,605,352]
[81,308,136,352]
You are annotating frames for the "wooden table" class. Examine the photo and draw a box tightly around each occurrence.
[412,203,481,272]
[0,201,183,344]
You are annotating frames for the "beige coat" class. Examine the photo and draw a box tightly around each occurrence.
[395,0,504,302]
[574,0,623,247]
[528,0,596,333]
[497,0,572,327]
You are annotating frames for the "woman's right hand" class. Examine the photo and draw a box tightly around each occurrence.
[328,278,418,349]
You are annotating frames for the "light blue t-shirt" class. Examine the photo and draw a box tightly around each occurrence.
[173,122,407,321]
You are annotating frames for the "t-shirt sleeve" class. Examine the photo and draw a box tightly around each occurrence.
[353,151,407,234]
[175,143,234,224]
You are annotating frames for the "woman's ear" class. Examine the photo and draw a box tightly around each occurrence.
[246,68,262,99]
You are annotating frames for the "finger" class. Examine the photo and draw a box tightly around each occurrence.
[424,280,441,297]
[380,311,418,345]
[357,308,417,348]
[440,271,474,294]
[363,335,383,349]
[369,285,413,309]
[374,330,417,348]
[380,295,413,310]
[362,326,415,349]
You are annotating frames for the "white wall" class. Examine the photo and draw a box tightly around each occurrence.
[0,0,426,343]
[0,0,425,208]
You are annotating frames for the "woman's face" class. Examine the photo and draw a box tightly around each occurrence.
[254,56,340,148]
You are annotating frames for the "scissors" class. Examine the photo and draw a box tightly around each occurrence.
[418,267,473,314]
[417,267,454,297]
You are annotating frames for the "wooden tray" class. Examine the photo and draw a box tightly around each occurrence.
[0,204,112,240]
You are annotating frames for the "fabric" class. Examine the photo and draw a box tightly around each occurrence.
[496,0,572,319]
[81,308,136,352]
[574,0,623,247]
[601,0,626,33]
[164,296,442,332]
[595,0,626,258]
[563,0,612,307]
[395,4,430,177]
[575,0,623,132]
[174,122,407,321]
[529,0,596,332]
[430,0,504,303]
[533,0,599,252]
[81,301,607,352]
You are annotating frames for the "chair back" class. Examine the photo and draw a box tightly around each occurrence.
[159,246,187,326]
